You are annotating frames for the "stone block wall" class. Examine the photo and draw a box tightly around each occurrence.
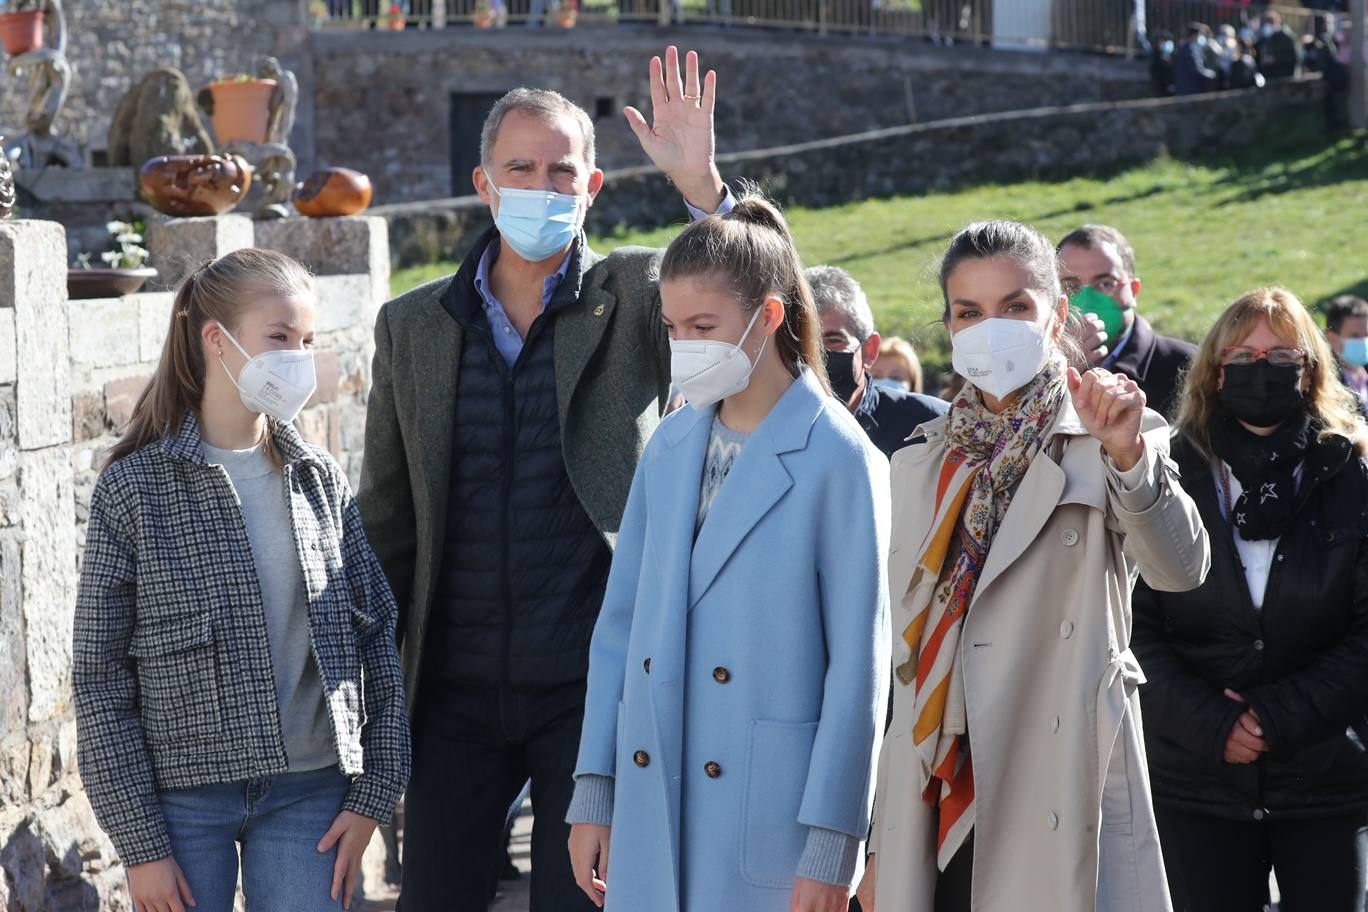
[312,25,1151,203]
[0,214,390,911]
[376,78,1327,268]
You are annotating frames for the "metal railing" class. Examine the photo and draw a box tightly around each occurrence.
[314,0,1336,55]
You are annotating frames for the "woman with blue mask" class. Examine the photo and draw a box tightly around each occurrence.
[566,194,891,912]
[73,249,409,912]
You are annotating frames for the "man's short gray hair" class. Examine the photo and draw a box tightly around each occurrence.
[805,265,876,342]
[480,88,597,170]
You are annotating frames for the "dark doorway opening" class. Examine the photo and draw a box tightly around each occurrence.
[450,93,505,196]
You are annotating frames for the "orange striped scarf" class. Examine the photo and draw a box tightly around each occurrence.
[895,359,1065,871]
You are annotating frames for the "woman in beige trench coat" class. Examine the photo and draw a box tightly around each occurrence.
[858,221,1210,912]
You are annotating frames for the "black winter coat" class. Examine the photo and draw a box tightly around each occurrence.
[1132,431,1368,821]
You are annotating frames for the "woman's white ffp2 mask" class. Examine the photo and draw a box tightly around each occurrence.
[217,324,317,423]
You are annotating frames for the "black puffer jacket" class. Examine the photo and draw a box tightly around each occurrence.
[422,238,611,690]
[1132,430,1368,821]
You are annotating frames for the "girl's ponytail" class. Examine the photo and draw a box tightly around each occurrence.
[659,190,831,395]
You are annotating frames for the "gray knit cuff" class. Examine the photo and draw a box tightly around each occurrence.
[565,774,615,827]
[796,826,862,886]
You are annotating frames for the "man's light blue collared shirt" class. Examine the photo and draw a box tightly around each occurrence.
[474,189,735,368]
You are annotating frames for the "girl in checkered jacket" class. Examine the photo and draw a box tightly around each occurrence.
[73,248,410,912]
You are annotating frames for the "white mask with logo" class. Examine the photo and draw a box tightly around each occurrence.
[950,317,1053,400]
[217,323,317,423]
[669,306,768,410]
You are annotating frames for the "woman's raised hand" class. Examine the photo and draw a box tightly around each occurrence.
[569,822,612,908]
[1068,367,1147,471]
[625,46,726,213]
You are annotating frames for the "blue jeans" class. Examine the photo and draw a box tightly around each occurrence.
[152,765,350,912]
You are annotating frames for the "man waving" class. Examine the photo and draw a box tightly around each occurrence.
[358,47,733,911]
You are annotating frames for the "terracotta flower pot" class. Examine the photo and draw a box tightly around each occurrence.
[0,10,45,56]
[474,8,496,27]
[68,268,159,300]
[293,168,374,218]
[139,153,253,217]
[556,8,577,27]
[205,79,277,146]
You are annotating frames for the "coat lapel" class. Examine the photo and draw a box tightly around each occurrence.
[687,371,825,608]
[411,281,463,577]
[971,401,1088,603]
[553,240,610,423]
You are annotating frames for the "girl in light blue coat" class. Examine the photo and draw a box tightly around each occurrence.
[567,194,892,912]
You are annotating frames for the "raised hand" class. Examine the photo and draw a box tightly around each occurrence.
[1068,367,1146,471]
[625,46,726,212]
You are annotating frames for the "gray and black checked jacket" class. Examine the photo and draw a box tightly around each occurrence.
[73,412,410,867]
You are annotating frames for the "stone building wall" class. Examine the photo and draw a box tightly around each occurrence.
[376,78,1326,268]
[311,26,1150,203]
[0,1,316,170]
[0,214,390,911]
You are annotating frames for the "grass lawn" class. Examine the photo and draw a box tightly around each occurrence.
[392,122,1368,374]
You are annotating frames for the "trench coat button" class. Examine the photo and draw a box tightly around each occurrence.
[644,658,651,674]
[1253,808,1267,821]
[633,750,650,768]
[1060,621,1075,639]
[1051,716,1061,733]
[594,304,606,316]
[1253,639,1264,651]
[1060,528,1080,547]
[704,761,723,779]
[712,666,732,684]
[1048,812,1059,830]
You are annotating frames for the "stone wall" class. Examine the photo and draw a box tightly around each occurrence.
[0,1,316,169]
[376,77,1327,268]
[0,214,391,911]
[312,25,1150,203]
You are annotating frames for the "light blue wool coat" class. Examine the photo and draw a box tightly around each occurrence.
[574,369,892,912]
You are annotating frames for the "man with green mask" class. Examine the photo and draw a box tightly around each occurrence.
[1058,224,1196,420]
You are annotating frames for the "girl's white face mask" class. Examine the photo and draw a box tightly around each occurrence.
[217,323,317,423]
[950,316,1052,400]
[669,305,768,410]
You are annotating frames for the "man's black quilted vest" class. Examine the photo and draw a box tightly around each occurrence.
[423,239,611,690]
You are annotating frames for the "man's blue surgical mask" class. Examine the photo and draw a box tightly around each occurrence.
[1342,337,1368,368]
[490,183,584,262]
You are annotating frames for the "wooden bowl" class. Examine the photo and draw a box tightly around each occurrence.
[139,154,252,217]
[68,267,159,299]
[293,168,373,218]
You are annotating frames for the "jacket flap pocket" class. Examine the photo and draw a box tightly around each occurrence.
[128,612,213,658]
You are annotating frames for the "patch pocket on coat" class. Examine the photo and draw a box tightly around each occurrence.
[740,719,820,889]
[128,612,223,744]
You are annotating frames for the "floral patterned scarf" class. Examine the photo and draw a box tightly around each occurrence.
[895,355,1067,870]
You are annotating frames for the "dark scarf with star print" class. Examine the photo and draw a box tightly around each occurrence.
[1209,410,1312,541]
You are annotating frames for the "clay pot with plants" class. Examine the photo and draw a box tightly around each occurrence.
[68,221,158,300]
[201,73,277,146]
[0,0,46,56]
[556,3,578,27]
[473,4,496,27]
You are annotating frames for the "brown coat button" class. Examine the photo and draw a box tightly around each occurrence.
[633,750,650,768]
[712,666,731,684]
[704,761,722,779]
[644,658,651,674]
